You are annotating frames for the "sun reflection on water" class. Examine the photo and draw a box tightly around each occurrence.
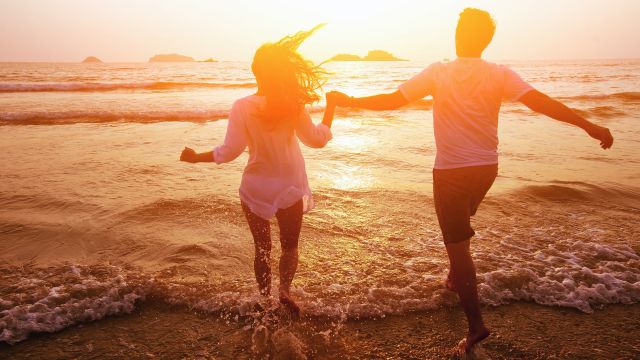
[321,162,373,191]
[332,134,372,152]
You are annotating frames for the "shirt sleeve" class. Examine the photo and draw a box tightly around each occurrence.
[398,62,440,102]
[295,108,332,149]
[213,101,247,164]
[502,66,535,101]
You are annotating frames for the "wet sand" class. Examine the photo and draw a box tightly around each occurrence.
[2,301,638,359]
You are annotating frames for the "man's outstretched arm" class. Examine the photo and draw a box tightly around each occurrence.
[519,90,613,149]
[334,90,409,110]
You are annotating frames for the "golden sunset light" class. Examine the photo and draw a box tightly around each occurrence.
[1,0,639,62]
[0,1,638,359]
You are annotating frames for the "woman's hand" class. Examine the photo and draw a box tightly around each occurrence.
[329,91,351,107]
[326,91,338,108]
[180,146,198,163]
[322,92,339,128]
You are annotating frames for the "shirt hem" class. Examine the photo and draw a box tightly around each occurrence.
[239,189,313,221]
[433,160,498,170]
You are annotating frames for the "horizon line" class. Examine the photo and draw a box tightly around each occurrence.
[1,56,640,64]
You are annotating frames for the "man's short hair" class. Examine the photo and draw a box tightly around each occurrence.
[456,8,496,55]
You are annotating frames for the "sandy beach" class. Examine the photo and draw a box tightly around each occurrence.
[2,301,639,359]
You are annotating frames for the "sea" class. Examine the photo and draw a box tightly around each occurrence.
[0,60,639,347]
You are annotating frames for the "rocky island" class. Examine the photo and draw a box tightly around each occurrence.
[148,54,195,62]
[330,54,363,61]
[81,56,103,63]
[329,50,407,62]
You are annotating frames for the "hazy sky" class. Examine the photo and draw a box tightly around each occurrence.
[1,0,639,62]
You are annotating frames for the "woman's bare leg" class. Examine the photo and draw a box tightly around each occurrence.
[275,200,303,314]
[242,203,272,296]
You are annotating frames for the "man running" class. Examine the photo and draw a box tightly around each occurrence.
[332,7,613,352]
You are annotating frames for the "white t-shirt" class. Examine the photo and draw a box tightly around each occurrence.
[399,58,534,169]
[213,95,332,220]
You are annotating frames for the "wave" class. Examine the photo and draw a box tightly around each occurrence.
[1,105,385,125]
[502,104,630,119]
[0,81,256,93]
[510,182,640,204]
[573,106,627,119]
[0,110,230,124]
[1,237,639,344]
[0,264,147,344]
[113,197,246,229]
[558,92,640,102]
[478,240,640,313]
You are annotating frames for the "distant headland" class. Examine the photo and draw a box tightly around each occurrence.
[329,50,407,62]
[147,54,217,63]
[81,56,102,63]
[149,53,195,62]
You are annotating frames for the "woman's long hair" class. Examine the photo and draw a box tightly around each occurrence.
[251,24,327,125]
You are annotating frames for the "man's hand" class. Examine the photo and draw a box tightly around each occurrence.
[520,90,613,150]
[584,124,614,149]
[180,146,197,163]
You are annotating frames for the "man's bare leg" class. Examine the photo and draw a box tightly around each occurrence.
[445,238,490,352]
[444,241,470,293]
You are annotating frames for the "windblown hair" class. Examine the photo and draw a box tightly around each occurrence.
[456,8,496,56]
[251,24,327,125]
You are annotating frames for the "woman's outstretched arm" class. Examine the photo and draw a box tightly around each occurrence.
[180,101,248,163]
[296,107,333,149]
[180,147,214,163]
[321,91,339,128]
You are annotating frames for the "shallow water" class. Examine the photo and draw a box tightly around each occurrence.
[0,60,639,345]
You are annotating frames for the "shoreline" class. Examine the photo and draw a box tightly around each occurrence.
[2,300,638,359]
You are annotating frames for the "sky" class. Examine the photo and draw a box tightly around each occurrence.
[1,0,639,62]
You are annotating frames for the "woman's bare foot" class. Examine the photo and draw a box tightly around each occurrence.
[278,290,300,316]
[454,328,491,356]
[465,327,490,352]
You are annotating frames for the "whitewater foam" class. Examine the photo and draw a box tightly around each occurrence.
[479,241,640,313]
[1,233,639,345]
[0,267,145,344]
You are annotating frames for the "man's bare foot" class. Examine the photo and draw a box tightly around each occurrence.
[278,291,300,316]
[465,327,490,352]
[444,274,457,292]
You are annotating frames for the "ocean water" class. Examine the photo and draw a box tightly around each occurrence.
[0,60,639,345]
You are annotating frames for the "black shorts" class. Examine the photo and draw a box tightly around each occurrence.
[433,164,498,244]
